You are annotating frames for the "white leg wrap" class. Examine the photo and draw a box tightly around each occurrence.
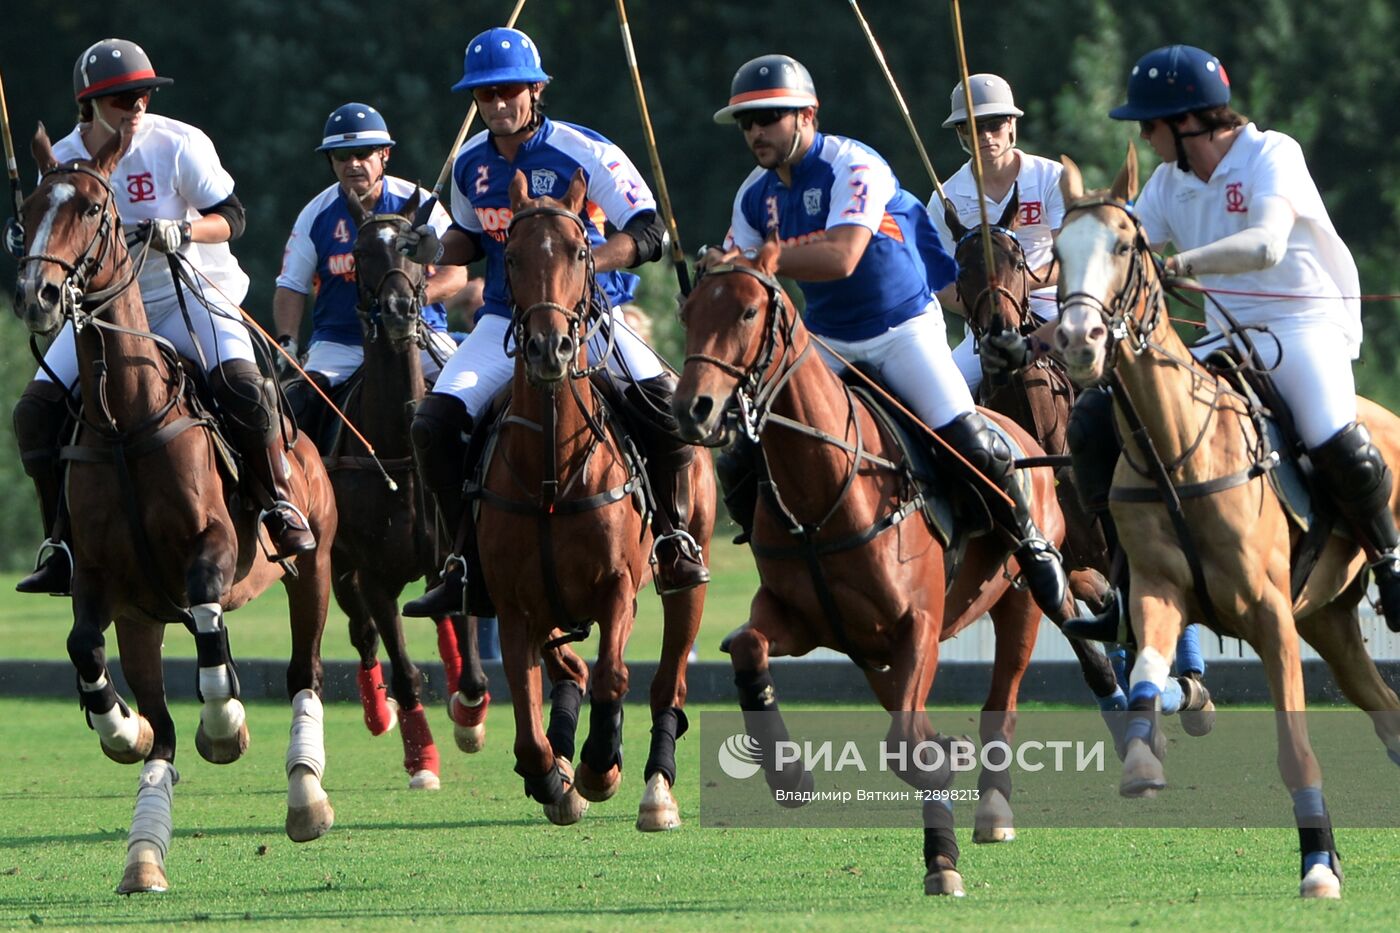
[128,759,178,859]
[286,688,327,781]
[192,602,223,634]
[82,676,141,749]
[200,666,233,701]
[1129,646,1171,692]
[193,602,243,737]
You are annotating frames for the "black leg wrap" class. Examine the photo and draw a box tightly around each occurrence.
[516,760,566,805]
[644,706,689,785]
[581,697,625,774]
[546,680,584,762]
[1066,386,1120,514]
[193,628,240,703]
[923,798,960,868]
[977,753,1014,801]
[77,675,124,728]
[735,667,778,712]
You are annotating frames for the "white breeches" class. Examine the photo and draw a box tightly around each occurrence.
[1192,321,1357,449]
[431,307,664,416]
[304,330,458,387]
[951,291,1061,396]
[36,285,255,387]
[815,307,975,430]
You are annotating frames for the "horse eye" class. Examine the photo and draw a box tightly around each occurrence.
[85,203,102,217]
[1115,242,1131,256]
[576,246,588,262]
[741,304,759,322]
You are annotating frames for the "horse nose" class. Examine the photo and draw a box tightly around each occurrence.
[677,393,716,440]
[16,278,61,317]
[524,332,573,371]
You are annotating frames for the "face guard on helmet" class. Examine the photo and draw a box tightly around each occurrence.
[73,38,173,102]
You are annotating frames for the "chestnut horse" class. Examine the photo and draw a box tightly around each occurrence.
[673,241,1070,896]
[312,190,490,789]
[475,170,715,830]
[1052,147,1400,899]
[14,126,336,893]
[945,198,1215,738]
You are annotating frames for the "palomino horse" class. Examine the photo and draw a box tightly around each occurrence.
[673,241,1071,896]
[310,190,489,789]
[14,125,337,893]
[475,170,715,830]
[945,198,1215,737]
[1052,147,1400,899]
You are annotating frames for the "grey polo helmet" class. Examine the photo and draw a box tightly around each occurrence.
[73,39,173,102]
[943,73,1023,128]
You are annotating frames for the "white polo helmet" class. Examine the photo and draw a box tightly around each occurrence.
[943,73,1023,128]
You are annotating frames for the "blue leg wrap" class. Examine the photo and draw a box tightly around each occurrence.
[1175,624,1204,676]
[1161,677,1183,715]
[1097,687,1127,713]
[1108,645,1130,693]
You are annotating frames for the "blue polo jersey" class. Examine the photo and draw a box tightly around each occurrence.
[449,117,655,322]
[724,132,957,341]
[278,176,452,346]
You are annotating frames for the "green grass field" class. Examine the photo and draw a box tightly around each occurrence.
[0,538,762,664]
[2,698,1398,931]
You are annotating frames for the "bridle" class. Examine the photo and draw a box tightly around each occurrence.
[354,213,426,344]
[505,204,610,378]
[680,262,807,446]
[955,224,1039,336]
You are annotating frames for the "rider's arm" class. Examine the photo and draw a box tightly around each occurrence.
[193,193,245,243]
[424,264,468,305]
[1166,196,1294,277]
[438,225,483,267]
[272,287,307,342]
[776,224,872,281]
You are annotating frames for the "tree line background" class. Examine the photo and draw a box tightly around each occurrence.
[0,0,1397,569]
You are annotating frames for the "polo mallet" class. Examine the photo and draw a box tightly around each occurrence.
[0,66,26,243]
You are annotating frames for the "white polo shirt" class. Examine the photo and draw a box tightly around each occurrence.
[928,150,1064,315]
[1133,123,1361,355]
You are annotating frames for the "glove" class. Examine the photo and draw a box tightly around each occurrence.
[275,334,299,380]
[3,217,24,259]
[395,224,443,265]
[139,218,192,254]
[979,329,1033,380]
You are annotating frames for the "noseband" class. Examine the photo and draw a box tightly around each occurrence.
[955,225,1037,335]
[506,204,609,377]
[682,262,803,443]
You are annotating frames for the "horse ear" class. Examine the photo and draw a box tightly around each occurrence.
[401,187,422,221]
[1059,155,1084,203]
[942,198,967,241]
[344,189,370,226]
[1110,142,1139,202]
[756,234,781,275]
[30,122,58,173]
[91,123,133,176]
[509,170,529,210]
[563,168,588,215]
[996,182,1020,229]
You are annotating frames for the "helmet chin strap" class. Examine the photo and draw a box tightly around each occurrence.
[1169,120,1213,173]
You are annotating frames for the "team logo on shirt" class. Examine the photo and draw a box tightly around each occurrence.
[803,188,823,216]
[530,168,558,196]
[125,172,156,203]
[1225,182,1246,214]
[1019,201,1043,226]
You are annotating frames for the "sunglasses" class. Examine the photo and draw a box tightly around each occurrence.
[736,108,795,132]
[330,148,381,163]
[105,89,152,111]
[472,83,530,103]
[955,115,1011,135]
[1138,119,1160,134]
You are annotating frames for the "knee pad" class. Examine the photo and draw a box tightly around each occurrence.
[13,381,71,471]
[1067,387,1120,513]
[411,394,471,492]
[1312,421,1393,512]
[211,360,277,445]
[936,411,1014,486]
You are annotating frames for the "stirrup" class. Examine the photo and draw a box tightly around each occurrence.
[651,529,704,565]
[1012,536,1069,615]
[1063,588,1135,645]
[259,499,316,558]
[16,538,73,596]
[404,555,466,618]
[651,530,710,595]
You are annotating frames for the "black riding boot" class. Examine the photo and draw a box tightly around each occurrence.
[627,374,709,594]
[716,433,760,545]
[936,410,1069,617]
[1058,387,1136,642]
[13,381,73,595]
[1312,421,1400,633]
[214,361,316,560]
[404,394,473,618]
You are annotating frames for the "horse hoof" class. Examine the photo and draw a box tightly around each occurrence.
[101,715,154,765]
[576,761,622,802]
[1120,738,1167,797]
[1180,699,1216,737]
[450,692,488,753]
[972,789,1016,843]
[116,860,168,895]
[195,720,250,765]
[408,769,441,791]
[636,772,681,832]
[1300,863,1342,899]
[286,799,335,842]
[923,867,966,896]
[543,759,590,826]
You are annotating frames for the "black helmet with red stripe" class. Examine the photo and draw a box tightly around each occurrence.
[713,54,818,124]
[73,39,173,102]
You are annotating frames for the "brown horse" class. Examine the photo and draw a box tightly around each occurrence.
[308,190,490,789]
[1052,147,1400,899]
[13,125,337,894]
[944,198,1216,737]
[475,170,715,830]
[672,241,1070,896]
